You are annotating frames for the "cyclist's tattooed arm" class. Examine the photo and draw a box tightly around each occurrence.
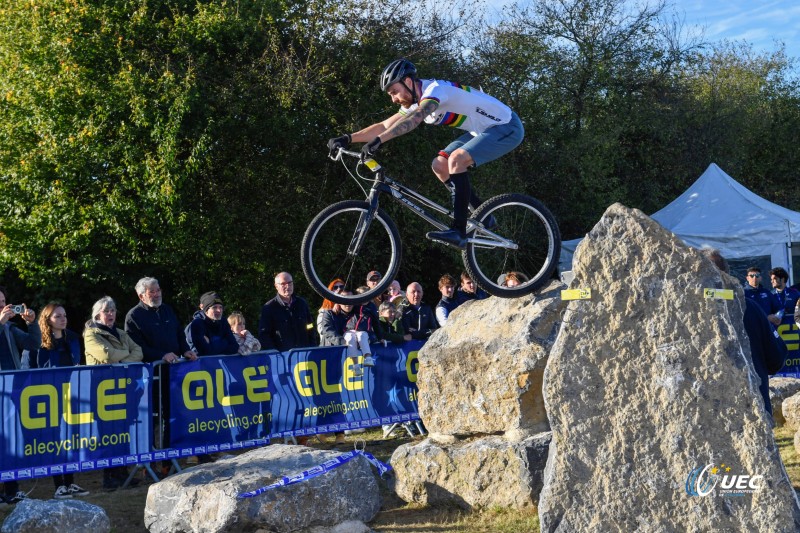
[380,99,439,142]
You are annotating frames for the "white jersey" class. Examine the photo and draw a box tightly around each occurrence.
[399,79,512,134]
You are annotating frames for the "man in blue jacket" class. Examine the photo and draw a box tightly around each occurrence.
[744,267,781,325]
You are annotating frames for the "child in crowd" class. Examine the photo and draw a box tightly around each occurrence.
[344,287,381,372]
[228,311,261,355]
[375,301,412,344]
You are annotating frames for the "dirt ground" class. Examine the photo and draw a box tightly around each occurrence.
[0,429,538,533]
[10,425,796,532]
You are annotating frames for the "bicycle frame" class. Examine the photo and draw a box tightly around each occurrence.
[333,148,518,252]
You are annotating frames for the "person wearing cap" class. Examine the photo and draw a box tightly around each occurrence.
[327,58,523,249]
[365,271,386,310]
[258,272,317,351]
[186,291,239,356]
[366,271,382,288]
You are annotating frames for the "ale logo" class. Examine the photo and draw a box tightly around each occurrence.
[686,462,764,497]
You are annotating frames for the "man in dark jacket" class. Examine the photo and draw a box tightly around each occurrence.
[744,299,787,414]
[125,277,196,364]
[259,272,317,351]
[400,282,438,340]
[124,277,196,457]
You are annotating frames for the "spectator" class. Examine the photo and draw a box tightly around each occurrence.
[186,291,239,356]
[503,271,528,287]
[770,267,800,325]
[366,271,382,290]
[34,303,90,499]
[455,272,488,305]
[744,267,781,325]
[401,282,438,340]
[84,296,144,365]
[365,271,385,309]
[704,250,786,414]
[376,301,411,344]
[317,279,349,347]
[435,274,459,326]
[387,280,405,306]
[258,272,317,351]
[125,277,195,468]
[83,296,142,490]
[0,286,38,505]
[346,286,381,368]
[316,280,350,444]
[228,311,261,355]
[125,277,197,364]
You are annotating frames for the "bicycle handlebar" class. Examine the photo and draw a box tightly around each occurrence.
[329,146,363,162]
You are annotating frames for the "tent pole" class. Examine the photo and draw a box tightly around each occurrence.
[787,219,794,286]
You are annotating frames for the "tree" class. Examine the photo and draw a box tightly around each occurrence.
[0,0,476,319]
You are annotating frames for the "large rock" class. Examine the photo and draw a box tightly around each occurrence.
[144,445,380,533]
[771,377,800,426]
[1,499,110,533]
[391,432,551,509]
[781,392,800,430]
[539,203,800,532]
[417,281,565,438]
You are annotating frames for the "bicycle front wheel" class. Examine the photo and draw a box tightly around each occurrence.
[464,193,561,298]
[301,200,401,305]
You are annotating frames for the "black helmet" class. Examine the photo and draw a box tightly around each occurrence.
[380,59,417,91]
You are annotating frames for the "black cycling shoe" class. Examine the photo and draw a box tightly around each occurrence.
[426,229,467,249]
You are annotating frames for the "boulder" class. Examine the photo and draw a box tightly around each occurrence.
[782,392,800,430]
[391,432,551,509]
[539,203,800,532]
[417,280,565,438]
[1,498,110,533]
[794,429,800,457]
[144,445,380,533]
[771,378,800,426]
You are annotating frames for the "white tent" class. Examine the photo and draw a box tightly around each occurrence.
[560,163,800,283]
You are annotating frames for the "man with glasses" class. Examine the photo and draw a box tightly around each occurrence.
[744,267,781,325]
[258,272,317,351]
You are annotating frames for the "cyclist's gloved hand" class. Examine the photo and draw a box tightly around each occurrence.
[361,137,382,159]
[327,134,351,152]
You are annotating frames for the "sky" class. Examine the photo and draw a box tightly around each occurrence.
[484,0,800,60]
[671,0,800,59]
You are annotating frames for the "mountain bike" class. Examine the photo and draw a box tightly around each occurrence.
[301,147,561,305]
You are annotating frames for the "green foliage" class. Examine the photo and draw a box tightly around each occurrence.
[1,0,799,323]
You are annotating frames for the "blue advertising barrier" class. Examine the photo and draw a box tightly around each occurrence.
[0,363,151,482]
[168,341,423,452]
[776,318,800,377]
[0,342,422,481]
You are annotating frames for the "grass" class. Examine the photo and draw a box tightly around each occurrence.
[5,426,798,532]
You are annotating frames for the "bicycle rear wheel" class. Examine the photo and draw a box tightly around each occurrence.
[301,200,401,305]
[464,193,560,297]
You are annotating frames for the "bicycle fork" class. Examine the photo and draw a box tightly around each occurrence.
[347,192,381,257]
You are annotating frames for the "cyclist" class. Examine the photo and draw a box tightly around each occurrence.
[327,58,525,249]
